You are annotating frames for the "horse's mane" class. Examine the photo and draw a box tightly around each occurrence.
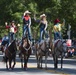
[8,40,16,49]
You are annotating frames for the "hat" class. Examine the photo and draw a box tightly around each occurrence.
[40,14,46,18]
[54,19,60,24]
[24,10,31,16]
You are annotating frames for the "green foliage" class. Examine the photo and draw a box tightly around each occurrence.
[0,0,76,39]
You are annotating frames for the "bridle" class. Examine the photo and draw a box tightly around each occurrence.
[23,39,31,51]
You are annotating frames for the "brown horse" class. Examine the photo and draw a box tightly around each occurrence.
[5,40,17,70]
[19,37,31,70]
[4,40,17,70]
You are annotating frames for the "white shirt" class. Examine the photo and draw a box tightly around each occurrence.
[10,26,15,33]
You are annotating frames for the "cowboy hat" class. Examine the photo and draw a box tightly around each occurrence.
[54,19,60,24]
[40,14,46,18]
[24,10,31,16]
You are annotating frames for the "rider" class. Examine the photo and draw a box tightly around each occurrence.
[23,10,32,41]
[34,14,48,42]
[5,21,17,43]
[53,18,65,40]
[1,34,9,46]
[1,34,9,61]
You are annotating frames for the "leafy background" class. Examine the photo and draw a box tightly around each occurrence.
[0,0,76,39]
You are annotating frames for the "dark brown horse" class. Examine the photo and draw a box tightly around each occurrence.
[19,37,31,70]
[4,40,17,70]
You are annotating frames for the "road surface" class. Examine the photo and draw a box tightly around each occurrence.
[0,52,76,75]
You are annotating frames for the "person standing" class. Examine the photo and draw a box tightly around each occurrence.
[23,10,32,41]
[53,18,65,40]
[5,21,17,43]
[34,14,48,42]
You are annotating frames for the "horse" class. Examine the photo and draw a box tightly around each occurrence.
[19,37,31,70]
[52,39,67,69]
[4,40,17,70]
[35,38,50,69]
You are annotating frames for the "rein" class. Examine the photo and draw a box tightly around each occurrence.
[24,45,31,51]
[23,39,32,51]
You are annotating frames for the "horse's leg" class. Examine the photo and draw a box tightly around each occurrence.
[9,59,12,70]
[53,53,56,69]
[37,55,40,68]
[53,55,56,69]
[55,55,58,69]
[36,51,40,68]
[5,57,8,69]
[27,54,30,62]
[20,54,23,68]
[54,54,58,69]
[45,54,47,69]
[38,56,41,68]
[12,58,16,70]
[36,55,39,68]
[24,55,27,70]
[39,55,43,69]
[61,54,63,69]
[40,56,43,69]
[21,58,23,68]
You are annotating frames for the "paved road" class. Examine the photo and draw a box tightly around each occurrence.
[0,52,76,75]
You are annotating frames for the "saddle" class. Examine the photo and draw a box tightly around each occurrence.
[54,39,60,47]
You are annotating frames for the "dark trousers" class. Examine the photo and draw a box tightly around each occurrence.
[54,31,62,40]
[1,40,9,46]
[9,32,15,42]
[23,24,32,41]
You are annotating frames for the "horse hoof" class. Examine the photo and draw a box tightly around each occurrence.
[54,67,57,69]
[37,66,39,68]
[61,68,63,70]
[45,68,47,70]
[6,68,8,70]
[24,68,27,71]
[40,67,42,69]
[25,68,27,70]
[11,67,14,70]
[9,68,12,70]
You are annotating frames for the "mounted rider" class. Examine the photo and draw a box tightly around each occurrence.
[23,10,32,41]
[1,34,9,61]
[1,34,9,47]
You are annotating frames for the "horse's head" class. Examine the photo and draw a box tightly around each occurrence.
[22,37,29,48]
[44,38,50,48]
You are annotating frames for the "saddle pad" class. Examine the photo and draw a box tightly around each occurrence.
[54,39,60,47]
